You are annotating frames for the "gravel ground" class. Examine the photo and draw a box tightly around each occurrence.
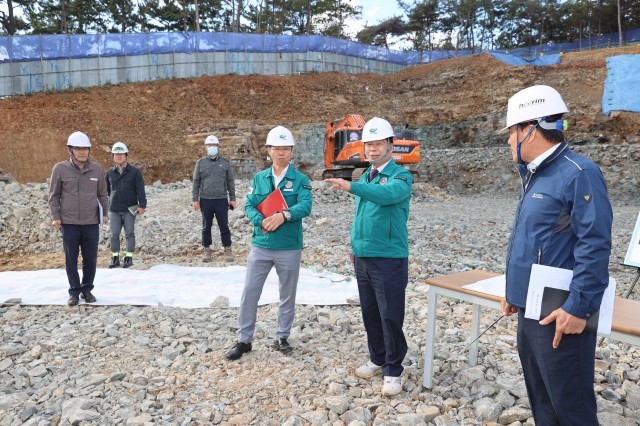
[1,179,639,425]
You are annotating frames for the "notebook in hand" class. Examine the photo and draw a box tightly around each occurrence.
[256,188,288,233]
[540,287,599,333]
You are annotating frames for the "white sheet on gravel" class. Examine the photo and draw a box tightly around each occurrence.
[0,264,357,308]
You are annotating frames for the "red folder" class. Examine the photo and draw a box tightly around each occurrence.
[256,188,289,233]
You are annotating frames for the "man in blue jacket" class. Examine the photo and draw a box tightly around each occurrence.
[500,85,612,425]
[325,117,412,397]
[105,142,147,268]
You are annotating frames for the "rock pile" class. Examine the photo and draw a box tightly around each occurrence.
[1,178,639,425]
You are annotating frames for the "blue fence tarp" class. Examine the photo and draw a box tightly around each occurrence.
[602,55,640,115]
[489,52,561,66]
[1,28,638,65]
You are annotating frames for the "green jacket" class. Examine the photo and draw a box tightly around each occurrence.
[349,160,412,258]
[245,165,313,250]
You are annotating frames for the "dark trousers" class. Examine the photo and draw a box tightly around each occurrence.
[61,224,99,297]
[517,310,598,426]
[354,256,408,377]
[200,198,231,248]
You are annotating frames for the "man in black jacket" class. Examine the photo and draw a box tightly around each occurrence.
[105,142,147,268]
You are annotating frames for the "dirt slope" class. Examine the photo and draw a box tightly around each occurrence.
[1,46,639,184]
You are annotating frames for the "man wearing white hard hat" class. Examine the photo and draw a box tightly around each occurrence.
[105,142,147,269]
[226,126,313,361]
[325,117,412,397]
[48,131,109,306]
[499,85,612,425]
[192,135,236,262]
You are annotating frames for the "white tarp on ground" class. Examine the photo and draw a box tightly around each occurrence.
[0,264,357,308]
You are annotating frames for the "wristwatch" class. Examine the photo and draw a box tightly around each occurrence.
[282,210,291,221]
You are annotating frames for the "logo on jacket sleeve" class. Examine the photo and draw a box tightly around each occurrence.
[248,187,254,194]
[583,194,592,202]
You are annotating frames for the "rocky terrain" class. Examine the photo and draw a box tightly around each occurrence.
[1,179,639,425]
[2,47,640,186]
[1,42,640,425]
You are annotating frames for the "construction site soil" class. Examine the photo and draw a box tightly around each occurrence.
[1,46,640,271]
[1,46,640,185]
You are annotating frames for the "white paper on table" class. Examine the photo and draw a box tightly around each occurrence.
[462,275,505,298]
[525,264,616,334]
[624,211,640,268]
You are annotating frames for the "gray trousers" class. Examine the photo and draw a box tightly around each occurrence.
[109,211,136,254]
[238,246,302,343]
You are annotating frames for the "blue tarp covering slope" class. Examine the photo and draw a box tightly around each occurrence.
[489,52,561,66]
[602,55,640,115]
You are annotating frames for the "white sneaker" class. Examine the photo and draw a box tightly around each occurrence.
[382,376,403,396]
[355,360,382,378]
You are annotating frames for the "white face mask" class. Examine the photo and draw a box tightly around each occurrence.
[207,146,219,156]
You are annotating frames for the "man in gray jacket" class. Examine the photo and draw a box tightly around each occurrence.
[49,131,109,306]
[192,135,236,262]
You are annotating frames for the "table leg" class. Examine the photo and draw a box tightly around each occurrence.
[423,288,438,389]
[469,303,481,366]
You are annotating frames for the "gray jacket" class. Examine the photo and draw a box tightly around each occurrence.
[192,155,236,202]
[48,159,109,225]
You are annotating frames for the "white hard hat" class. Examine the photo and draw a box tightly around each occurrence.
[111,142,128,154]
[204,135,220,145]
[266,126,295,146]
[362,117,395,142]
[67,131,91,148]
[502,85,568,131]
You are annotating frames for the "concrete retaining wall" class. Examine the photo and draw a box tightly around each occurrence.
[0,51,407,97]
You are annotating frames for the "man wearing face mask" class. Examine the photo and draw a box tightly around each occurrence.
[325,117,412,397]
[192,135,237,262]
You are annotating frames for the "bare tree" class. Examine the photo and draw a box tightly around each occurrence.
[617,0,622,45]
[195,0,200,31]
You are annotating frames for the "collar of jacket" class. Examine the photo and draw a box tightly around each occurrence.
[368,158,397,176]
[264,165,296,184]
[68,158,94,173]
[517,142,569,177]
[206,155,219,162]
[115,163,129,173]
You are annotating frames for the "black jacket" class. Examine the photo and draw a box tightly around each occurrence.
[105,163,147,213]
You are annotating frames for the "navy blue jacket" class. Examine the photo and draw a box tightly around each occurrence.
[505,143,612,319]
[105,164,147,213]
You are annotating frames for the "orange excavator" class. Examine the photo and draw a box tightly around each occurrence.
[321,114,421,181]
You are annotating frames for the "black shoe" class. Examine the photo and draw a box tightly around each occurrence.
[225,342,252,360]
[81,291,96,303]
[109,256,120,268]
[274,338,293,353]
[67,295,79,306]
[122,256,133,268]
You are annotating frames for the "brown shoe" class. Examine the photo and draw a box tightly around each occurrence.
[224,246,234,262]
[202,247,212,262]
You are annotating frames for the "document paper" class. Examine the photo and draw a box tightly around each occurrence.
[525,264,616,334]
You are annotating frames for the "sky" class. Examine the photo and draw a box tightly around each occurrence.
[349,0,408,48]
[356,0,405,27]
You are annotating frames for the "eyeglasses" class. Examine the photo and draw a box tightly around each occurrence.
[269,147,292,152]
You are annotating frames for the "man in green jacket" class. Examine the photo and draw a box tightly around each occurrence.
[325,117,412,397]
[226,126,313,361]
